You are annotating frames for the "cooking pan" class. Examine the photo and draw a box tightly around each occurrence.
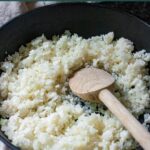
[0,3,149,150]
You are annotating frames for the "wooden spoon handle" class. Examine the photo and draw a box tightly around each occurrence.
[99,89,150,150]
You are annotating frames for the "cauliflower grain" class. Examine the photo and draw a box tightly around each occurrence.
[0,32,150,150]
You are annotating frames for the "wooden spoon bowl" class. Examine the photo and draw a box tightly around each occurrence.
[69,68,114,102]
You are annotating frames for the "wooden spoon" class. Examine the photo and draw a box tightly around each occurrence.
[69,67,150,150]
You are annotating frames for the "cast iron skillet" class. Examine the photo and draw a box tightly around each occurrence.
[0,3,149,150]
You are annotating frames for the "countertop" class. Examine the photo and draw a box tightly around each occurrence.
[100,2,150,24]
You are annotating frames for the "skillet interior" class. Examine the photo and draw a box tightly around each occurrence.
[0,3,149,150]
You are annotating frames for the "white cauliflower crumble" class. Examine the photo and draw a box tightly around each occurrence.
[0,31,150,150]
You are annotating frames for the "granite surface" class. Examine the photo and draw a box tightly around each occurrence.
[100,2,150,24]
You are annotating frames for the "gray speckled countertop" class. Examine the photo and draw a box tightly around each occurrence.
[100,2,150,24]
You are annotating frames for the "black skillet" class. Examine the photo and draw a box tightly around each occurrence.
[0,3,149,150]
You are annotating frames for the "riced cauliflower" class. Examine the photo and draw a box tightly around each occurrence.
[0,31,150,150]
